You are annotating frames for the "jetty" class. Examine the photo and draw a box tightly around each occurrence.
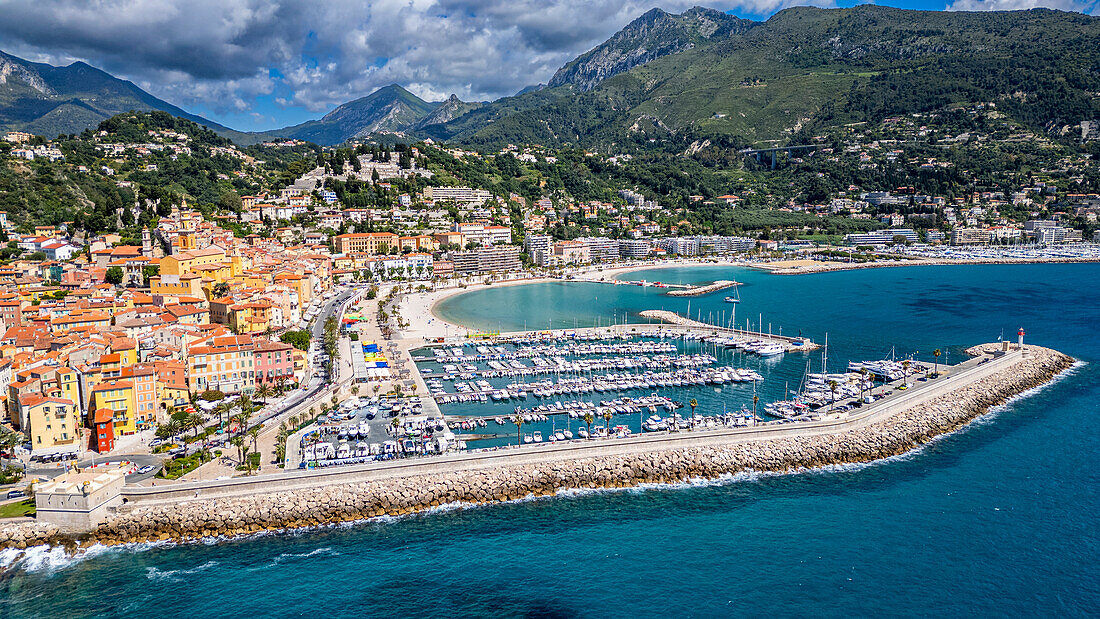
[0,341,1070,549]
[637,310,817,351]
[665,280,739,297]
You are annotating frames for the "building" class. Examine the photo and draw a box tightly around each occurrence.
[187,334,255,395]
[843,228,920,245]
[618,239,652,258]
[254,339,296,388]
[425,186,492,205]
[21,395,81,453]
[451,245,521,274]
[333,232,400,255]
[93,408,116,453]
[577,237,619,263]
[524,234,552,266]
[90,380,137,436]
[950,228,991,246]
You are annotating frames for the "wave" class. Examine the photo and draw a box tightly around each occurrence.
[247,546,340,571]
[2,359,1082,573]
[145,560,219,582]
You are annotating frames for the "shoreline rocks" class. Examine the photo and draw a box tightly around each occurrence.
[0,345,1074,553]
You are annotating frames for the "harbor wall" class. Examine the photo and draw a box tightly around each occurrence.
[0,345,1073,549]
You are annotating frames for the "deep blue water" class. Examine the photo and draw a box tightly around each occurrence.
[3,264,1099,617]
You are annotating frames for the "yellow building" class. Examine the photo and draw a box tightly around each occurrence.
[160,246,227,277]
[186,334,255,395]
[90,379,137,435]
[229,300,273,334]
[49,310,112,335]
[21,395,82,453]
[57,367,81,412]
[333,232,399,255]
[150,272,205,297]
[120,365,160,428]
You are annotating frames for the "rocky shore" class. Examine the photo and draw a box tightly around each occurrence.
[0,345,1073,553]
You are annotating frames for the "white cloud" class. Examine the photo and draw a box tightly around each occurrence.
[6,0,1091,128]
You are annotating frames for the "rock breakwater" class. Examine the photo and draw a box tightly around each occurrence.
[0,346,1073,552]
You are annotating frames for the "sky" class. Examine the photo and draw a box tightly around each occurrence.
[0,0,1097,132]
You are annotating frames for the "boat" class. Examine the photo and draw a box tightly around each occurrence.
[523,433,533,444]
[532,431,543,443]
[724,296,739,303]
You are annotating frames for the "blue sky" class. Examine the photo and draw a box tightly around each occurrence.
[0,0,1096,132]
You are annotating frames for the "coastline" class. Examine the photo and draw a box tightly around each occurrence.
[0,343,1073,551]
[754,255,1100,275]
[399,258,744,339]
[400,254,1100,339]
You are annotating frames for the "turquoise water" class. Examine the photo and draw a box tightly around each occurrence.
[3,264,1099,617]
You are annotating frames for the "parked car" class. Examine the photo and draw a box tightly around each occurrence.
[137,465,155,475]
[149,439,163,447]
[6,490,26,499]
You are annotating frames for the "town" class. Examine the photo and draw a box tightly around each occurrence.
[2,104,1100,496]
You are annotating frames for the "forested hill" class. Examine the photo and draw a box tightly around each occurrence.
[418,6,1100,150]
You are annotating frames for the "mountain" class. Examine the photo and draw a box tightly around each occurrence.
[261,84,438,145]
[0,50,242,140]
[547,7,755,91]
[424,5,1100,149]
[413,94,482,130]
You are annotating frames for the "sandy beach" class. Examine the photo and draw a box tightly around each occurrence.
[396,258,746,340]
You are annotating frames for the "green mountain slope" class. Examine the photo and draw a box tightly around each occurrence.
[431,6,1100,149]
[258,84,438,145]
[0,50,246,141]
[547,6,755,91]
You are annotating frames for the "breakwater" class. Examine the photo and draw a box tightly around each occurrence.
[0,345,1072,551]
[664,280,738,297]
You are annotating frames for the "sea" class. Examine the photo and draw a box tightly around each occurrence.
[2,263,1098,617]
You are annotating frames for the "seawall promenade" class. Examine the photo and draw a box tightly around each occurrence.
[0,343,1072,550]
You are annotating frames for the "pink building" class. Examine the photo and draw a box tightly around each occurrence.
[254,340,297,387]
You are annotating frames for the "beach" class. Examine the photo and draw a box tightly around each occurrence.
[397,257,748,339]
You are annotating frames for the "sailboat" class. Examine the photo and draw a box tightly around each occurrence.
[724,285,740,304]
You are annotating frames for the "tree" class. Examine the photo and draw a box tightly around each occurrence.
[513,415,524,446]
[932,349,942,377]
[688,398,698,430]
[280,330,311,351]
[901,360,911,387]
[828,380,839,412]
[105,266,124,285]
[254,383,271,402]
[583,411,594,439]
[603,410,613,434]
[142,264,159,282]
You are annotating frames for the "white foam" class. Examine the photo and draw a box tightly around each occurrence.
[145,560,219,581]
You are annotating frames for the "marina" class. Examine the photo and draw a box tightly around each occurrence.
[407,313,937,449]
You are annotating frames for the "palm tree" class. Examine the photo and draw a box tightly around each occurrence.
[513,415,524,446]
[752,394,759,426]
[247,426,261,473]
[583,411,594,439]
[857,369,868,403]
[603,410,613,435]
[932,349,942,377]
[187,413,204,439]
[901,359,911,387]
[828,380,838,412]
[254,383,271,403]
[688,398,698,431]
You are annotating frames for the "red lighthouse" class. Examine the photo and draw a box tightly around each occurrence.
[1017,328,1025,350]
